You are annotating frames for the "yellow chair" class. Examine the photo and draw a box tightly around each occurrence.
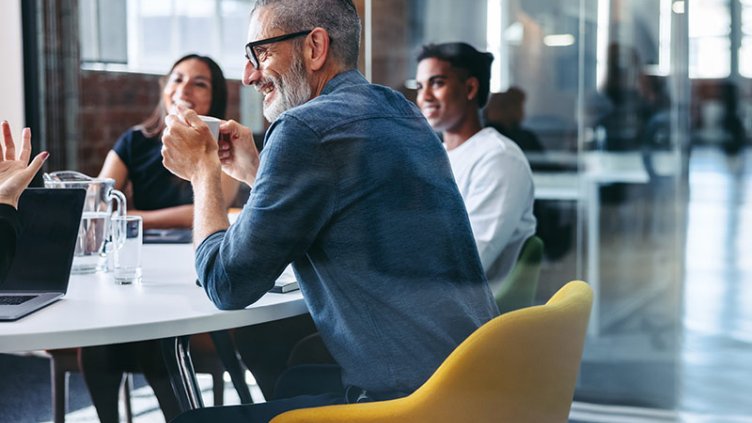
[271,280,593,423]
[495,235,544,314]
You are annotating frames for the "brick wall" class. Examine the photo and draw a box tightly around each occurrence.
[372,0,411,90]
[75,1,409,176]
[77,70,243,176]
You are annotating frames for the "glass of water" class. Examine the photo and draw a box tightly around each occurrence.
[112,216,143,284]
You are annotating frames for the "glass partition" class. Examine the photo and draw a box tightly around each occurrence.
[367,0,750,420]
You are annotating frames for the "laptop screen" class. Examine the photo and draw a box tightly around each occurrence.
[2,188,86,292]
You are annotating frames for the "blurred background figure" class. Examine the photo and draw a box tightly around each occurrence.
[585,43,649,152]
[719,82,746,157]
[485,87,545,153]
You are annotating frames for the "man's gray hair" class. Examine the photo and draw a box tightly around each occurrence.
[251,0,361,69]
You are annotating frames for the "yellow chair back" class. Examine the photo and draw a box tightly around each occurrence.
[271,280,593,423]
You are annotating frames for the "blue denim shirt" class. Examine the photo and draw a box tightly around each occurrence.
[196,70,499,396]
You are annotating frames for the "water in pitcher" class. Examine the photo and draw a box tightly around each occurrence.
[72,211,110,274]
[44,171,127,275]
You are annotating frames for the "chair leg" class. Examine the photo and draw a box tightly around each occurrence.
[212,370,224,406]
[208,330,253,404]
[50,359,67,423]
[48,349,80,423]
[122,373,134,423]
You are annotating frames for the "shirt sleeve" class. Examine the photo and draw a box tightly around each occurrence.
[463,152,534,272]
[112,129,134,168]
[0,204,21,283]
[195,115,337,309]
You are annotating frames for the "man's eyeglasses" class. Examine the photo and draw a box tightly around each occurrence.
[245,30,313,69]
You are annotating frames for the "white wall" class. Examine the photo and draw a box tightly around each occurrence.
[421,0,487,49]
[0,0,26,147]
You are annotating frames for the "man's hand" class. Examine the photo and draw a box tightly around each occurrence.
[162,108,230,245]
[0,121,48,209]
[162,106,222,183]
[217,120,260,187]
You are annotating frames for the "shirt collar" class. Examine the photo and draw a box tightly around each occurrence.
[321,69,368,96]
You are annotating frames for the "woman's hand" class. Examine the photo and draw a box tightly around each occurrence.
[0,121,48,208]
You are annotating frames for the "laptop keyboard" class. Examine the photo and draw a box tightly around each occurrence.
[0,295,36,305]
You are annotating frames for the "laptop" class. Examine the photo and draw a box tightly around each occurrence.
[0,188,86,321]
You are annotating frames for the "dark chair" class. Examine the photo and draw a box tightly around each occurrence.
[46,330,249,422]
[286,333,336,368]
[494,235,544,314]
[46,348,135,423]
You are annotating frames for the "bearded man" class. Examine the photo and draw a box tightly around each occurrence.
[162,1,498,421]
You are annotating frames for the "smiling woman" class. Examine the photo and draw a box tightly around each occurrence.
[97,54,239,231]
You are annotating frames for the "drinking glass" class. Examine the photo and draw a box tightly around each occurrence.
[112,216,143,284]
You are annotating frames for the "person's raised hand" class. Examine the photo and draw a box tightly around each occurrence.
[161,105,221,182]
[217,120,260,187]
[0,121,48,208]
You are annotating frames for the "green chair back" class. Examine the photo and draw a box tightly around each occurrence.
[494,235,544,314]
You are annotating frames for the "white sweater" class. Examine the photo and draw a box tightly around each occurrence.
[446,127,537,293]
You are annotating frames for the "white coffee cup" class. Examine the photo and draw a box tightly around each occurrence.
[198,115,221,140]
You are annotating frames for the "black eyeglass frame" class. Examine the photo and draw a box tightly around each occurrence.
[244,29,313,69]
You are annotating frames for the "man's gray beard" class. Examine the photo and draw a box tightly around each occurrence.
[263,55,312,122]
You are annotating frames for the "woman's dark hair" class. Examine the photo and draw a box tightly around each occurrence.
[137,54,228,138]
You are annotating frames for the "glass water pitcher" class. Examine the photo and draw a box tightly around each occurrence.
[43,171,127,274]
